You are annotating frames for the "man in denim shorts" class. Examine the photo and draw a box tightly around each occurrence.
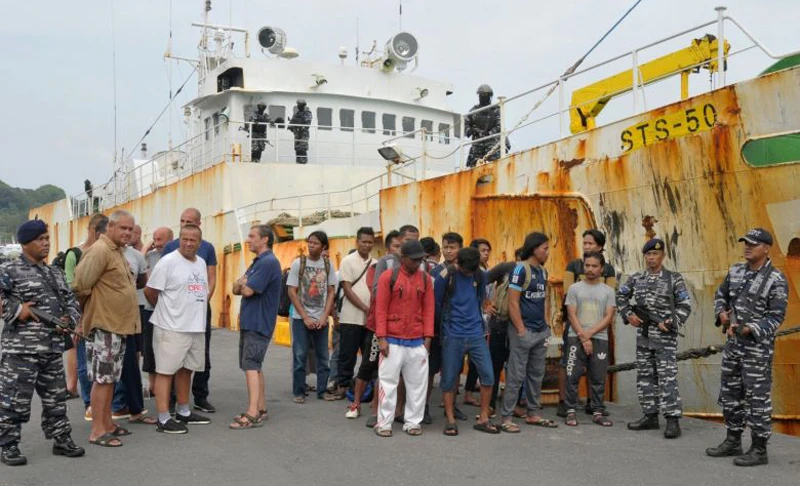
[73,210,140,448]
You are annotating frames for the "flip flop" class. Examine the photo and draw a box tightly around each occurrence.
[526,417,558,428]
[565,412,578,427]
[499,421,520,433]
[473,421,500,434]
[89,432,123,448]
[375,428,392,438]
[443,422,459,436]
[129,414,157,425]
[592,414,613,427]
[404,427,422,436]
[111,425,132,437]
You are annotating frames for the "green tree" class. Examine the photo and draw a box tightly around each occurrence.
[0,180,66,243]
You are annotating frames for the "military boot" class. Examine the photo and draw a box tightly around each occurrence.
[706,430,743,457]
[664,418,681,439]
[627,414,659,431]
[1,444,28,466]
[52,434,86,458]
[734,437,768,467]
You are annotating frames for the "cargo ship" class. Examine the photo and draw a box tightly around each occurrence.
[30,5,800,434]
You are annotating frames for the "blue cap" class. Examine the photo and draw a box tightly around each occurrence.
[642,238,665,254]
[17,219,48,245]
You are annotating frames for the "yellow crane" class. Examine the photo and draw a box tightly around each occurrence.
[570,34,730,134]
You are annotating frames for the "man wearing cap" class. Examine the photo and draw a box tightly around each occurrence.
[288,99,312,164]
[706,228,787,467]
[374,240,434,437]
[617,238,692,439]
[0,220,85,466]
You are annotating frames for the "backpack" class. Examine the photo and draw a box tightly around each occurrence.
[52,247,83,271]
[494,262,533,322]
[278,255,331,318]
[389,265,430,294]
[433,264,483,334]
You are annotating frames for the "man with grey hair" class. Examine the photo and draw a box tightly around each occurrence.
[140,227,174,391]
[73,210,140,447]
[162,208,218,413]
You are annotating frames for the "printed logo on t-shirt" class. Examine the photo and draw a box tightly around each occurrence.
[301,266,328,308]
[187,272,207,302]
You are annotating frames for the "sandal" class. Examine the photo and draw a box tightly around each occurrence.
[111,425,132,437]
[473,421,500,434]
[565,412,578,427]
[592,414,613,427]
[499,421,520,433]
[463,397,481,407]
[375,428,392,438]
[293,396,305,404]
[512,407,526,418]
[229,413,263,430]
[234,410,269,422]
[404,426,423,436]
[443,422,459,436]
[129,414,157,425]
[89,432,123,447]
[526,417,558,428]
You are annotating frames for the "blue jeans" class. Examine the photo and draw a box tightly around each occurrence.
[112,334,145,415]
[76,339,93,408]
[440,334,494,392]
[291,319,330,398]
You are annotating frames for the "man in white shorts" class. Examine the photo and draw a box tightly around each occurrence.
[144,224,211,434]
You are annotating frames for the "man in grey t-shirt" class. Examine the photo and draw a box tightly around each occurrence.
[563,252,616,426]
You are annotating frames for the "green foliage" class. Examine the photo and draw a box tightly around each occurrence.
[0,180,66,242]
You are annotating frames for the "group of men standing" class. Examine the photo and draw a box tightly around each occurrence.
[0,210,789,468]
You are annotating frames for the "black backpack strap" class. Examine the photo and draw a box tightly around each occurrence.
[297,255,307,293]
[389,265,401,293]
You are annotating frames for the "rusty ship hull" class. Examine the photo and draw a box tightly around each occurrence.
[31,64,800,434]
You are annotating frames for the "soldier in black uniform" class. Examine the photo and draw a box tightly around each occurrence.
[288,99,313,164]
[706,228,788,467]
[465,84,504,168]
[0,220,85,466]
[246,103,272,162]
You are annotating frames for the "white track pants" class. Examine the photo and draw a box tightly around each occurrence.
[376,344,429,432]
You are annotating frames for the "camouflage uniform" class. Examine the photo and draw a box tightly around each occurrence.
[617,269,692,418]
[0,256,80,447]
[288,108,313,164]
[247,110,272,162]
[464,103,501,168]
[714,259,788,440]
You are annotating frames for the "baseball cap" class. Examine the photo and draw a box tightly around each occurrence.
[738,228,773,246]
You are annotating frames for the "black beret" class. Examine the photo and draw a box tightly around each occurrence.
[642,238,665,254]
[17,219,48,245]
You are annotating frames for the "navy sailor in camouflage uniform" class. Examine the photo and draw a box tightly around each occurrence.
[465,84,501,168]
[0,220,85,466]
[247,102,273,162]
[706,228,788,467]
[617,238,692,439]
[288,99,312,164]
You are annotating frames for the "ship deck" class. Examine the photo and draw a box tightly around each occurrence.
[7,329,799,485]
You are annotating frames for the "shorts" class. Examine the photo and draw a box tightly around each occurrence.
[141,311,156,373]
[440,335,494,391]
[153,326,206,375]
[239,330,270,371]
[86,328,126,384]
[428,337,442,377]
[355,330,379,382]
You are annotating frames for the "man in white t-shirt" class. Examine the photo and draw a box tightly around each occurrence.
[144,225,211,434]
[327,227,375,401]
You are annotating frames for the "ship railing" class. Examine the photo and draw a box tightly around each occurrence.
[448,6,800,171]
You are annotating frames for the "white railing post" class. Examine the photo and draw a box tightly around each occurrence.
[421,127,428,179]
[499,96,507,158]
[248,123,253,163]
[458,114,466,171]
[326,192,332,221]
[716,6,727,87]
[274,124,280,163]
[631,50,639,113]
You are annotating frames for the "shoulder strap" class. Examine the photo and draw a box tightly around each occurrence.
[389,266,401,292]
[351,258,372,287]
[664,269,676,316]
[323,257,330,277]
[297,256,307,293]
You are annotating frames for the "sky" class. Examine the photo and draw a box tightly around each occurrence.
[1,0,798,195]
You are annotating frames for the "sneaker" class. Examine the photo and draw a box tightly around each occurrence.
[175,411,211,425]
[193,398,216,413]
[157,418,189,434]
[111,408,130,420]
[345,404,361,419]
[84,407,92,422]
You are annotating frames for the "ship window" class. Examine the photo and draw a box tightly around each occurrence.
[361,111,376,134]
[204,117,211,141]
[741,132,800,167]
[421,120,434,140]
[340,109,355,132]
[383,114,396,136]
[317,108,333,131]
[439,123,451,144]
[269,105,286,123]
[402,117,415,139]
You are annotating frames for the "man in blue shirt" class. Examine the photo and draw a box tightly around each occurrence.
[162,208,218,413]
[229,225,282,429]
[437,247,498,436]
[500,232,558,433]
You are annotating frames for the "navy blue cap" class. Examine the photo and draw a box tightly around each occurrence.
[738,227,773,246]
[17,219,48,245]
[642,238,665,254]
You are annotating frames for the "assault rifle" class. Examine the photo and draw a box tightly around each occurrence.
[714,310,747,338]
[630,305,685,338]
[29,307,86,339]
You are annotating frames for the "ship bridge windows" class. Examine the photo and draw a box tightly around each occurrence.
[741,132,800,167]
[217,67,244,92]
[438,123,451,144]
[402,117,415,139]
[361,111,376,134]
[317,107,333,131]
[383,114,396,136]
[421,120,434,140]
[340,109,355,132]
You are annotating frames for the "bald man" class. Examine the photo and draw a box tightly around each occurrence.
[162,209,218,413]
[141,227,174,390]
